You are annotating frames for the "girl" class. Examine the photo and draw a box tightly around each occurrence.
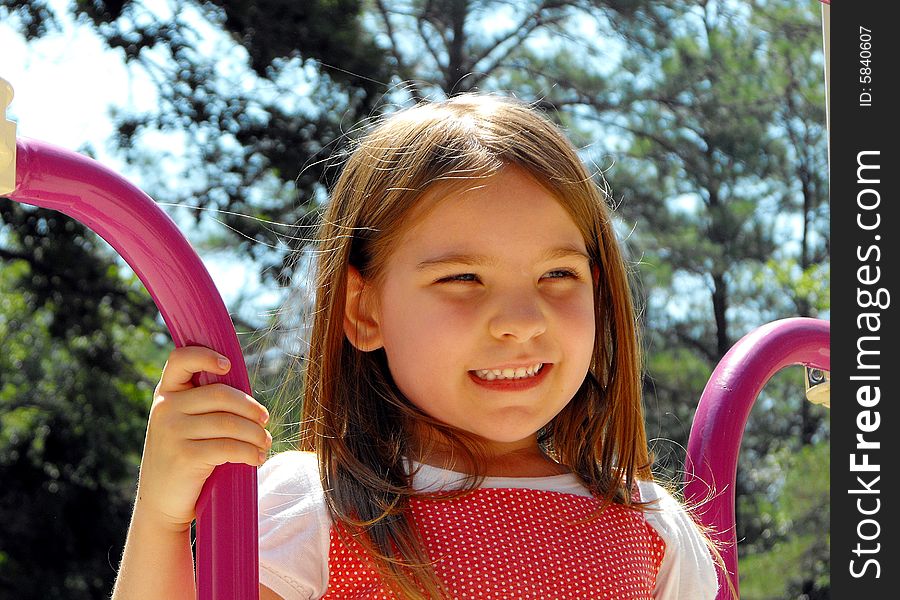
[112,94,718,599]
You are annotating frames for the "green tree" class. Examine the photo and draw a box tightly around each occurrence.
[0,203,169,598]
[737,440,830,599]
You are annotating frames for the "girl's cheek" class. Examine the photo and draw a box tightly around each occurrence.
[432,295,484,318]
[545,288,595,321]
[386,299,475,344]
[429,307,480,335]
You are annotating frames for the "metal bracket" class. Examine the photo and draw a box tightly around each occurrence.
[805,366,830,408]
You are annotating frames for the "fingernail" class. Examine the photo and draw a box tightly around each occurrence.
[218,357,230,370]
[260,411,270,425]
[258,450,267,464]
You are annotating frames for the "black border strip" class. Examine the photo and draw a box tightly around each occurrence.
[831,2,898,594]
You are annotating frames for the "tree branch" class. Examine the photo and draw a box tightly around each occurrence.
[469,9,546,71]
[417,2,448,72]
[374,0,425,101]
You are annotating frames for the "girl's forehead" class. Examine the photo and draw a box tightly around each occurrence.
[393,167,589,257]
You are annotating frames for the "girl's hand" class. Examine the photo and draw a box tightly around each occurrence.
[134,346,271,533]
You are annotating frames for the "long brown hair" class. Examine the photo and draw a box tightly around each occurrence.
[297,93,650,598]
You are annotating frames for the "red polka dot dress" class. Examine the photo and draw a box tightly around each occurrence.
[257,452,719,600]
[322,488,665,599]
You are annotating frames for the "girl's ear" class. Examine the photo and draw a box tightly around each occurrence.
[344,265,384,352]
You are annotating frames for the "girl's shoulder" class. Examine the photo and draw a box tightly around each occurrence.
[635,479,704,540]
[258,451,331,600]
[635,478,680,509]
[258,450,329,528]
[636,479,719,600]
[259,450,321,488]
[258,450,326,508]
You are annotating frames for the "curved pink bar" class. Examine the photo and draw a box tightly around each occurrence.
[7,138,258,599]
[684,317,830,599]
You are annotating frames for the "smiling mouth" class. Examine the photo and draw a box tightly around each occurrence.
[471,363,546,381]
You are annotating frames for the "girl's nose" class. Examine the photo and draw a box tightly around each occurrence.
[487,293,547,341]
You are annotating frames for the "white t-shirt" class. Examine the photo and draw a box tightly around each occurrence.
[258,451,718,599]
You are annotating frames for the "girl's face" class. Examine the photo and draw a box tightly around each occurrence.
[363,166,597,456]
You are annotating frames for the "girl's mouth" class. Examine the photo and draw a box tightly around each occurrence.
[472,363,545,381]
[468,363,552,390]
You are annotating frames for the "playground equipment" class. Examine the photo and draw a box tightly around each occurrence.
[683,318,830,599]
[2,7,831,584]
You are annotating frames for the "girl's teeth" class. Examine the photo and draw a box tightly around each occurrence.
[474,363,544,381]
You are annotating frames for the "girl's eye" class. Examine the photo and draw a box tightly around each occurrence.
[543,269,580,280]
[437,273,479,284]
[436,270,581,284]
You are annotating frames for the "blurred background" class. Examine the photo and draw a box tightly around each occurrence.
[0,0,829,598]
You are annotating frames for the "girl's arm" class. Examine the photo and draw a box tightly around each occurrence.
[639,480,719,600]
[110,346,271,599]
[110,503,196,599]
[259,585,285,599]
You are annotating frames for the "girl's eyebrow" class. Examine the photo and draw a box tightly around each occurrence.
[415,246,590,270]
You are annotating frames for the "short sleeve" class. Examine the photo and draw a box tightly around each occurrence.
[258,451,331,600]
[638,480,719,600]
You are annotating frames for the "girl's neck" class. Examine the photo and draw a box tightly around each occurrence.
[413,439,570,478]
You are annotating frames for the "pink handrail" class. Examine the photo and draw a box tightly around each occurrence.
[684,317,830,599]
[6,138,258,599]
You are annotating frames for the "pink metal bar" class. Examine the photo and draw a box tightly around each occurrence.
[6,138,258,599]
[684,317,830,599]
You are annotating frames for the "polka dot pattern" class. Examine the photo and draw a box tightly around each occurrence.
[321,488,665,598]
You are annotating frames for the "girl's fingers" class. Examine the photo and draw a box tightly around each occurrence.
[188,438,269,467]
[173,384,269,425]
[183,412,272,450]
[158,346,232,392]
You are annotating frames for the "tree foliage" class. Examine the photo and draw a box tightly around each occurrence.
[0,204,168,598]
